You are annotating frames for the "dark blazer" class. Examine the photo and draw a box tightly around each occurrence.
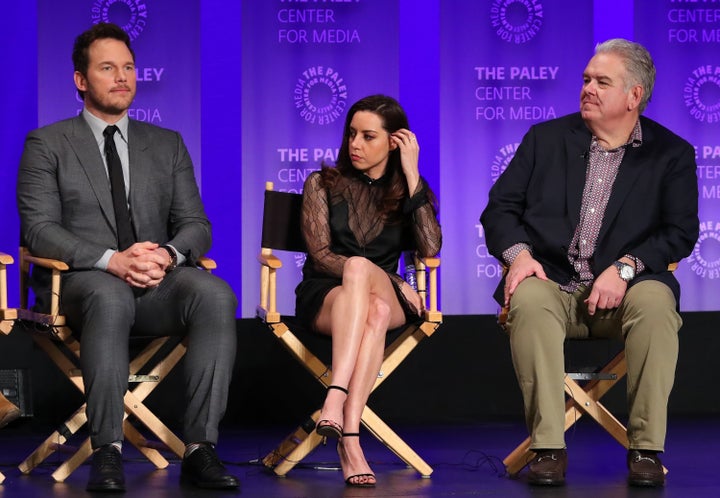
[17,114,211,271]
[481,112,699,306]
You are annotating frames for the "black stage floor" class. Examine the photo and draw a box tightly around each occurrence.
[1,417,718,497]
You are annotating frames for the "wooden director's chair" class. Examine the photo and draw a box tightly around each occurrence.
[499,264,676,476]
[0,251,17,485]
[257,182,442,477]
[10,246,216,482]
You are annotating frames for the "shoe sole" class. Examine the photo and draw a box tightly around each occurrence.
[529,478,565,486]
[316,426,342,439]
[628,478,664,487]
[86,484,125,492]
[180,474,240,489]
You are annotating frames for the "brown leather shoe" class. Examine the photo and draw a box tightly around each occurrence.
[627,450,665,487]
[527,449,567,486]
[0,392,20,429]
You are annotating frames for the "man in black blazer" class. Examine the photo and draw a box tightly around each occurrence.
[481,39,698,487]
[17,23,239,492]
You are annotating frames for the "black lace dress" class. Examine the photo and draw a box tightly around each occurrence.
[294,168,442,329]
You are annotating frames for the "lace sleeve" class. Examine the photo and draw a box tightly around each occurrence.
[301,172,347,277]
[409,179,442,257]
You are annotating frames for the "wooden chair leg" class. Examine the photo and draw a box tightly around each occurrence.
[263,410,321,470]
[504,352,631,476]
[51,438,93,482]
[18,405,88,474]
[263,410,324,476]
[123,421,169,469]
[20,338,186,479]
[360,405,433,477]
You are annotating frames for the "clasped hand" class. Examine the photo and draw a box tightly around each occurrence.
[107,241,173,288]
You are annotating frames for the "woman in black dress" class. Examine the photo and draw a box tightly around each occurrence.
[295,95,442,487]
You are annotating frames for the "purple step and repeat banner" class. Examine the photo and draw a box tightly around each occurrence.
[635,0,720,310]
[440,1,594,314]
[37,0,201,183]
[22,0,718,317]
[240,1,400,316]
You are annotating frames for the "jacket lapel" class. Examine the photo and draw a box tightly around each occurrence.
[597,130,648,244]
[67,116,117,231]
[565,121,592,228]
[127,120,150,236]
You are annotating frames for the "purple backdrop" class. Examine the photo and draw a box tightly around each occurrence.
[635,0,720,310]
[240,1,400,316]
[0,0,717,317]
[37,0,201,182]
[440,0,594,314]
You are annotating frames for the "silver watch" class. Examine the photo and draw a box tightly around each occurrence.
[612,261,635,282]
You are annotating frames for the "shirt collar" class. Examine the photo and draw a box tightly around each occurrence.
[590,120,643,153]
[82,108,130,145]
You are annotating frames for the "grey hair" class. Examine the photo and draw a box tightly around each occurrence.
[595,38,655,113]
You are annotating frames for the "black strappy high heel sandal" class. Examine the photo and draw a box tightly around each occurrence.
[315,385,348,439]
[338,433,376,487]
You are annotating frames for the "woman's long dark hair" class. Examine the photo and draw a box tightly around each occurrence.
[320,95,411,222]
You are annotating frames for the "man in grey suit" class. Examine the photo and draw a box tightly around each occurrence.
[17,23,239,492]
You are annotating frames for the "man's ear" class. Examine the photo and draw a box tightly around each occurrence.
[628,85,643,111]
[74,71,87,93]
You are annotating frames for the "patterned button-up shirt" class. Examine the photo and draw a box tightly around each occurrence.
[560,120,644,292]
[503,120,645,292]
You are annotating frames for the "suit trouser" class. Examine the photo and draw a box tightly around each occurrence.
[61,267,238,449]
[506,277,680,452]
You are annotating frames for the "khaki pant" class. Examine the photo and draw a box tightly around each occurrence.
[507,277,680,452]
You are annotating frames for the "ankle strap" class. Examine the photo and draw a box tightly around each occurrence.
[327,385,348,395]
[341,432,360,437]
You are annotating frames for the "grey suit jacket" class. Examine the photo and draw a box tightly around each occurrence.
[17,114,211,271]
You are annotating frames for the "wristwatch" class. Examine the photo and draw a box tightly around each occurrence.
[160,245,177,271]
[612,261,635,282]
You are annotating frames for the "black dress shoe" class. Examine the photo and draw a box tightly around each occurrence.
[181,445,240,489]
[627,450,665,487]
[87,444,125,492]
[527,448,567,486]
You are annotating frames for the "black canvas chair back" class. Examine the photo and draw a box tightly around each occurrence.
[261,189,306,253]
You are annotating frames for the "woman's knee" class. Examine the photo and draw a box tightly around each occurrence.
[366,295,392,332]
[343,256,374,285]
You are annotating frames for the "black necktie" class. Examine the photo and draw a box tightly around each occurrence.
[103,126,135,251]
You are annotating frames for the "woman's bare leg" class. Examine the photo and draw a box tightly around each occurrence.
[314,257,407,484]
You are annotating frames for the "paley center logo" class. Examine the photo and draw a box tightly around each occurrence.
[294,66,348,125]
[490,0,543,44]
[683,65,720,124]
[687,220,720,280]
[490,142,519,183]
[91,0,148,41]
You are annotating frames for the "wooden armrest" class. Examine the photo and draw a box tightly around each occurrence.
[258,253,283,269]
[0,252,13,265]
[418,257,440,268]
[22,254,69,271]
[197,256,217,271]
